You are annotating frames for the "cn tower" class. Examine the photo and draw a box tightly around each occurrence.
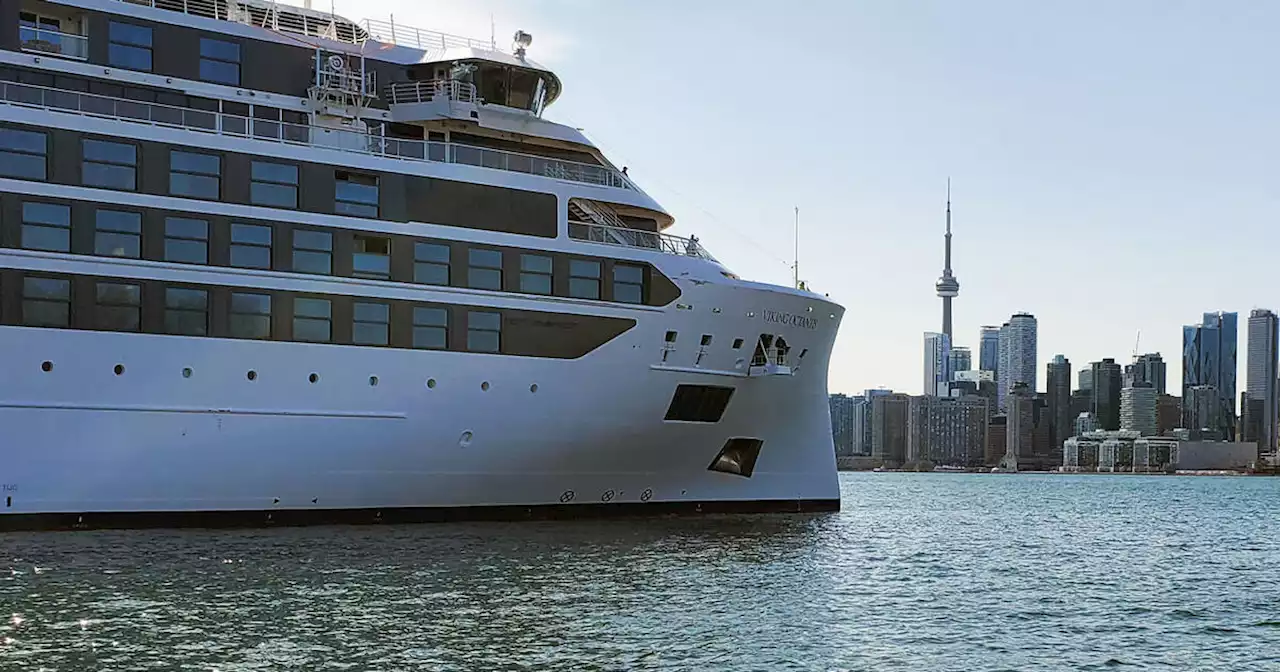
[935,180,959,339]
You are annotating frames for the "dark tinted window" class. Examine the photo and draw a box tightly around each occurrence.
[108,22,152,71]
[20,201,69,252]
[199,38,240,86]
[352,301,389,346]
[467,310,501,352]
[164,287,208,335]
[414,242,450,285]
[229,292,271,339]
[250,161,298,208]
[293,297,331,342]
[569,259,601,300]
[335,172,378,217]
[519,254,552,294]
[413,307,448,349]
[169,150,220,199]
[94,281,141,331]
[82,139,137,190]
[230,223,272,269]
[292,229,332,275]
[22,276,70,327]
[352,234,390,279]
[0,128,46,180]
[164,217,209,264]
[468,248,502,290]
[614,264,645,304]
[94,209,141,258]
[665,385,735,423]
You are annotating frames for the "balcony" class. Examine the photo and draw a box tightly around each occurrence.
[386,80,477,105]
[19,26,87,61]
[568,220,716,262]
[0,80,636,191]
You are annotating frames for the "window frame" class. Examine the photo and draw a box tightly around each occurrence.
[93,280,142,332]
[163,216,210,265]
[229,222,273,270]
[198,37,241,86]
[107,21,153,72]
[413,241,450,286]
[163,286,209,336]
[291,228,333,276]
[292,296,333,343]
[168,150,221,200]
[518,253,552,295]
[21,275,72,327]
[335,171,379,218]
[352,233,391,280]
[249,160,299,209]
[0,127,47,180]
[466,310,501,353]
[613,263,646,304]
[467,248,503,291]
[229,291,272,340]
[19,201,70,252]
[352,300,390,346]
[568,259,602,300]
[93,208,142,259]
[82,138,137,191]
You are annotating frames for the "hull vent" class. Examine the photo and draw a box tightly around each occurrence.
[664,385,734,423]
[708,438,764,478]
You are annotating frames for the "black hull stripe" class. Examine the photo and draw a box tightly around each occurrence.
[0,499,841,532]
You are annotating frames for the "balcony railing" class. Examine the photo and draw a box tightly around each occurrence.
[359,18,495,51]
[0,80,636,191]
[568,221,715,262]
[386,80,478,105]
[19,27,88,60]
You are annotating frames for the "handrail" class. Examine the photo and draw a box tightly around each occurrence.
[18,27,89,60]
[0,80,635,191]
[386,80,478,105]
[360,19,495,51]
[568,221,715,262]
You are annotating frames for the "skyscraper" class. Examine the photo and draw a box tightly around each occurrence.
[997,313,1038,412]
[1246,309,1278,457]
[1004,382,1034,470]
[1120,386,1158,436]
[1125,353,1167,395]
[1183,312,1238,439]
[949,347,972,377]
[871,393,911,467]
[1047,355,1073,449]
[1091,358,1123,431]
[935,182,959,340]
[907,394,989,468]
[979,326,1000,373]
[829,393,859,456]
[1183,384,1221,439]
[923,332,952,396]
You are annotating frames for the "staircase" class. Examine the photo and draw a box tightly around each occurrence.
[568,199,641,247]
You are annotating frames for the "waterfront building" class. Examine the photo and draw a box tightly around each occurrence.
[829,393,860,456]
[857,389,894,455]
[953,370,997,416]
[1132,436,1179,472]
[1183,384,1222,440]
[1120,385,1158,436]
[1246,309,1278,457]
[923,331,951,396]
[979,326,1000,374]
[1047,355,1073,450]
[996,313,1037,412]
[1182,312,1238,439]
[949,346,972,376]
[986,415,1008,467]
[1063,433,1102,471]
[935,184,959,340]
[1125,353,1167,394]
[1157,394,1181,436]
[871,393,911,467]
[907,394,988,468]
[1091,358,1123,431]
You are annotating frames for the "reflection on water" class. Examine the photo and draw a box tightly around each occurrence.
[2,473,1280,670]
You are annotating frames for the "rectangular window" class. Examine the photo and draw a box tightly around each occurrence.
[467,310,501,353]
[352,301,389,346]
[169,150,220,199]
[613,263,645,304]
[412,306,448,350]
[292,229,332,275]
[335,171,379,218]
[22,276,70,327]
[414,242,450,285]
[20,202,70,252]
[82,139,136,190]
[293,297,332,343]
[94,281,141,331]
[229,292,271,339]
[352,234,390,280]
[94,209,141,258]
[250,161,298,208]
[569,259,601,300]
[164,217,209,264]
[230,223,272,269]
[164,287,208,336]
[519,254,552,295]
[0,128,47,180]
[108,21,152,71]
[468,248,502,290]
[198,38,240,86]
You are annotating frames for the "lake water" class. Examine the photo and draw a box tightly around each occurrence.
[2,472,1279,671]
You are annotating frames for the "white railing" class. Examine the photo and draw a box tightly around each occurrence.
[0,80,635,190]
[568,221,716,262]
[118,0,234,22]
[117,0,367,44]
[385,80,478,105]
[19,27,89,60]
[360,18,495,51]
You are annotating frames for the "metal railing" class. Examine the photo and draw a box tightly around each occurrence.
[360,18,495,51]
[568,221,715,262]
[386,80,478,105]
[0,80,635,190]
[117,0,367,44]
[19,27,88,60]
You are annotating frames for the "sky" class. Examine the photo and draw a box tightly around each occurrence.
[339,0,1280,396]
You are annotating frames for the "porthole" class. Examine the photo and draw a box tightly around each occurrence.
[664,330,677,343]
[113,364,125,376]
[530,383,538,393]
[182,367,193,378]
[247,370,258,381]
[480,381,490,391]
[40,361,52,372]
[308,373,319,384]
[700,334,713,346]
[369,376,379,386]
[426,378,437,389]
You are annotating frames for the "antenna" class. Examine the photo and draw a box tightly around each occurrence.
[793,206,800,289]
[490,14,496,50]
[1133,330,1141,360]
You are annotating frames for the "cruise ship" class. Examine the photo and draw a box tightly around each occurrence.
[0,0,844,529]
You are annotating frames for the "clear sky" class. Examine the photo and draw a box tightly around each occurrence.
[344,0,1277,396]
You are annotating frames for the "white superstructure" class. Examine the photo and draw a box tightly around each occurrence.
[0,0,844,528]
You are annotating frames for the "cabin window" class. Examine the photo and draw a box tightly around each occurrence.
[335,171,379,217]
[568,259,601,300]
[164,217,209,264]
[164,287,208,336]
[293,297,332,343]
[169,150,220,199]
[22,276,70,327]
[613,264,645,304]
[519,254,552,294]
[230,223,272,269]
[350,301,390,346]
[93,209,141,258]
[82,139,137,190]
[412,306,448,350]
[414,242,450,285]
[250,161,298,208]
[199,38,240,86]
[292,229,332,275]
[468,249,502,290]
[229,292,271,339]
[108,22,152,71]
[0,128,47,180]
[94,281,141,331]
[352,234,390,279]
[467,311,501,353]
[20,202,70,252]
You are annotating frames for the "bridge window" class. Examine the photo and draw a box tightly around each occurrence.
[519,254,552,294]
[108,22,152,72]
[20,202,69,252]
[568,259,600,300]
[22,276,71,327]
[94,209,141,258]
[0,128,47,180]
[199,38,240,86]
[83,139,137,190]
[230,223,272,269]
[412,306,448,350]
[229,292,271,339]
